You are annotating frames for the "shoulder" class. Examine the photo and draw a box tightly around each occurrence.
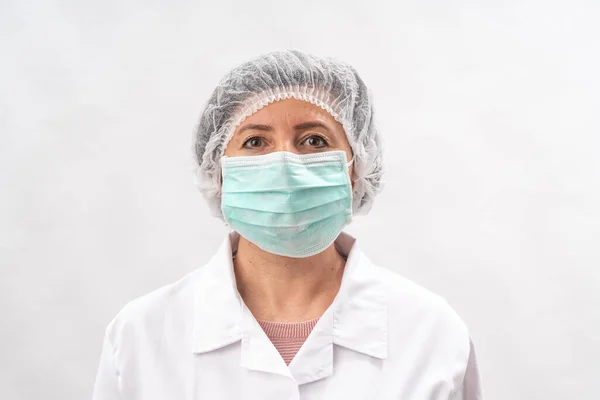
[379,263,466,328]
[363,257,471,357]
[103,269,198,348]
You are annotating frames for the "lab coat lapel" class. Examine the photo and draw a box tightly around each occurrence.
[287,307,334,385]
[240,305,294,378]
[288,233,388,385]
[332,240,388,359]
[193,233,294,379]
[192,234,243,354]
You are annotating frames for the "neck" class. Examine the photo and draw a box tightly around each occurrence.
[233,235,346,322]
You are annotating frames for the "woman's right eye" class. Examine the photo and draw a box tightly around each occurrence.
[242,137,264,149]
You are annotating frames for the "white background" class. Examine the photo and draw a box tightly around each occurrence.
[1,0,599,399]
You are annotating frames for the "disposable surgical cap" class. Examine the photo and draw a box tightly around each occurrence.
[192,49,384,219]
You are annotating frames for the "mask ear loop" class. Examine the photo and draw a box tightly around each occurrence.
[346,157,356,192]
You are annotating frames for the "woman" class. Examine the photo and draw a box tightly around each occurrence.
[93,50,482,399]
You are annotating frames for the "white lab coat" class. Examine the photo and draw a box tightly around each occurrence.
[93,232,482,399]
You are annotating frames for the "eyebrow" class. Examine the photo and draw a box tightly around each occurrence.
[237,124,273,134]
[293,121,331,132]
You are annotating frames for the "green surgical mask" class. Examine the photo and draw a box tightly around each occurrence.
[220,151,353,258]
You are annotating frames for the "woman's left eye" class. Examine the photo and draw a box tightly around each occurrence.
[302,135,328,148]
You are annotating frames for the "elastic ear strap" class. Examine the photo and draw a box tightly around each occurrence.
[346,158,354,167]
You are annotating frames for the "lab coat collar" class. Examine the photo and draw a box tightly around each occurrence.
[192,232,387,382]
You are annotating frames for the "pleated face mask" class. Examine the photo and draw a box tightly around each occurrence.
[220,151,353,258]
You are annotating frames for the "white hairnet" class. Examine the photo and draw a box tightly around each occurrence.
[192,49,384,219]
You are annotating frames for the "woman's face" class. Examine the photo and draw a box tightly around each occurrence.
[224,98,354,178]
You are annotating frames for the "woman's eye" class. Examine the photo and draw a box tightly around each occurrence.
[243,137,264,149]
[303,135,328,148]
